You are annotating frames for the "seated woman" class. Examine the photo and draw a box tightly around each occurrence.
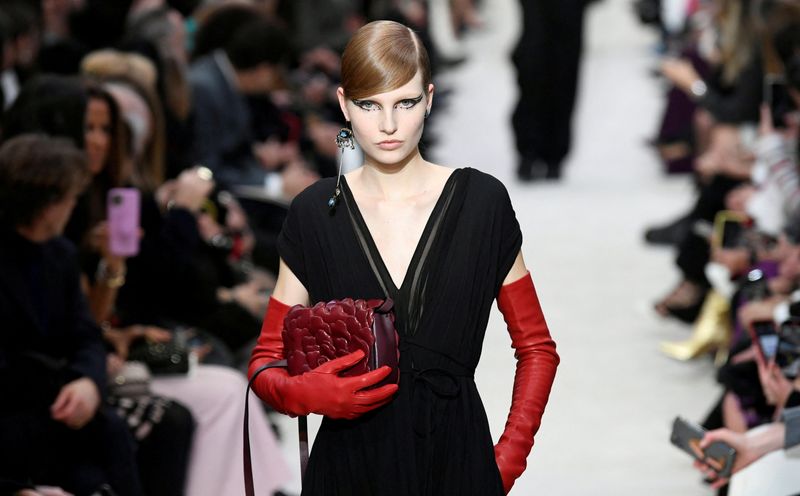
[649,0,778,319]
[3,74,196,496]
[72,77,291,496]
[0,134,141,496]
[655,3,800,325]
[79,57,274,360]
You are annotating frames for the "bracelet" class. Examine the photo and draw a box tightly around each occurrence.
[96,258,127,289]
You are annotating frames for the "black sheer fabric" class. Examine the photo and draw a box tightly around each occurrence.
[341,171,459,337]
[276,167,522,496]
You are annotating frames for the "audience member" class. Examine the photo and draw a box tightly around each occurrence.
[0,134,141,496]
[189,16,317,193]
[644,3,800,494]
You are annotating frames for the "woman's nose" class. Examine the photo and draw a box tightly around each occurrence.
[379,109,397,134]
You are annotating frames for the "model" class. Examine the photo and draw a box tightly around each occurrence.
[249,20,559,495]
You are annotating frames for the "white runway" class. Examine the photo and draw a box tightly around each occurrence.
[275,1,722,493]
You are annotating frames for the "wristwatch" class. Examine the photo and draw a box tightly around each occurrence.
[690,79,708,98]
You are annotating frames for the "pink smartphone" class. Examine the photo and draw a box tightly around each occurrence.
[107,188,141,257]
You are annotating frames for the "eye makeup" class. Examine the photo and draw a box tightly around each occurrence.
[352,94,424,111]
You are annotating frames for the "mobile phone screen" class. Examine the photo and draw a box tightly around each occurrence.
[750,321,778,362]
[721,219,745,248]
[760,334,779,360]
[765,78,796,128]
[777,321,800,375]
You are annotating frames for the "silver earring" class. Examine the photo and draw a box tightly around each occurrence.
[329,125,354,211]
[425,109,430,119]
[335,127,355,150]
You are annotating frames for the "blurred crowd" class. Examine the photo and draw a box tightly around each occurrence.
[0,1,484,495]
[638,0,800,493]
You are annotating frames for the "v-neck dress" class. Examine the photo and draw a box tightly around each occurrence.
[277,167,522,496]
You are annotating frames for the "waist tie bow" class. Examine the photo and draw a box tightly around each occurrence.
[399,340,473,436]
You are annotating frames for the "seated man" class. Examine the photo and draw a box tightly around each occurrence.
[0,135,141,496]
[189,17,316,194]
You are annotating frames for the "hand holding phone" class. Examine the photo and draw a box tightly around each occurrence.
[107,188,141,257]
[747,321,779,363]
[670,417,737,478]
[712,211,749,250]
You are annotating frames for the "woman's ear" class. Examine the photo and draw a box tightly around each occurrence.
[336,87,350,122]
[426,83,435,114]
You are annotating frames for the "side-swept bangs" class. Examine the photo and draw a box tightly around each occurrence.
[341,20,432,99]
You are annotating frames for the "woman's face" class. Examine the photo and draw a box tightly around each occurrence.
[84,97,111,176]
[338,71,433,167]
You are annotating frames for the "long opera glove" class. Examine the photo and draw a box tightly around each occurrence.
[494,272,559,494]
[248,297,398,420]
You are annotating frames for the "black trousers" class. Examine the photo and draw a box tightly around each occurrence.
[676,175,743,285]
[512,0,587,171]
[0,406,142,496]
[137,400,195,496]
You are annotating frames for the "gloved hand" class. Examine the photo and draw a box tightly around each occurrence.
[494,272,559,494]
[249,296,399,419]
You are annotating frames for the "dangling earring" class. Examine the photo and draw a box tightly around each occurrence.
[329,124,355,211]
[425,108,431,119]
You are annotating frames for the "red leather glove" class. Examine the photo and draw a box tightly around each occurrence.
[494,272,559,494]
[248,296,399,419]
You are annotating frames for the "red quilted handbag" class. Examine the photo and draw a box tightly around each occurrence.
[282,298,399,386]
[244,298,400,495]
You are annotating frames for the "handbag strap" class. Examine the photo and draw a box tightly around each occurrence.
[244,359,314,496]
[244,186,393,494]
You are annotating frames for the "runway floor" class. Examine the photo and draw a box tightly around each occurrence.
[275,1,721,493]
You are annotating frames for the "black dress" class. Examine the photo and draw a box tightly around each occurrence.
[278,168,522,496]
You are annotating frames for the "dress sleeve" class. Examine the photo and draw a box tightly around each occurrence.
[276,195,308,287]
[494,180,523,291]
[782,405,800,450]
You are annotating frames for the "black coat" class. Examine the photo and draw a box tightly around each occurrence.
[0,228,106,407]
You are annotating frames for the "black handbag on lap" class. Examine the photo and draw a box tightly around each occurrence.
[128,340,190,375]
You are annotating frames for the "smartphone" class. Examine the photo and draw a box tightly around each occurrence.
[670,417,736,478]
[777,320,800,377]
[107,188,141,257]
[748,321,779,362]
[764,74,796,128]
[713,211,748,250]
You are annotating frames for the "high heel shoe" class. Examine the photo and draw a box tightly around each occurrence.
[660,290,731,365]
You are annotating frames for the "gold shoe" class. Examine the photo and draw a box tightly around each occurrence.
[660,290,731,363]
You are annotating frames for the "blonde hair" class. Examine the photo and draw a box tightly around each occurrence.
[341,20,432,99]
[717,0,758,84]
[81,50,158,91]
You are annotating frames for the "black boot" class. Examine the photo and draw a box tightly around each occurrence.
[644,215,691,246]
